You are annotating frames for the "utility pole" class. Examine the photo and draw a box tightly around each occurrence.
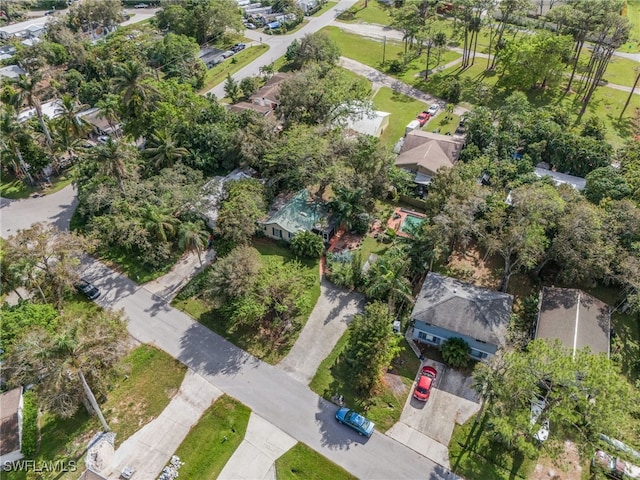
[382,36,386,65]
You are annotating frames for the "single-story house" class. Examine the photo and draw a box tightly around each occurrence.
[18,99,61,123]
[344,109,391,138]
[250,72,289,109]
[297,0,320,14]
[0,65,26,80]
[411,272,514,360]
[394,130,464,186]
[0,18,49,40]
[0,45,17,61]
[0,387,24,465]
[77,108,120,136]
[228,102,273,117]
[535,287,610,357]
[534,166,586,191]
[260,189,335,242]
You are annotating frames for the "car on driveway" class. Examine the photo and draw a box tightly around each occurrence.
[335,407,375,437]
[530,397,549,442]
[231,43,246,53]
[413,365,437,402]
[134,3,149,8]
[428,104,440,116]
[416,111,431,126]
[75,278,101,300]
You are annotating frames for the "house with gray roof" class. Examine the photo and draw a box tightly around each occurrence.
[260,189,335,242]
[0,387,24,465]
[411,272,514,360]
[535,287,610,357]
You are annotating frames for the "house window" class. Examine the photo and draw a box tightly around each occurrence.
[470,349,488,359]
[418,331,441,345]
[272,228,282,238]
[288,232,292,239]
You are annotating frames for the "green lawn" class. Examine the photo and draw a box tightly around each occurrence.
[0,171,73,200]
[173,238,321,364]
[578,51,640,88]
[174,395,251,479]
[358,236,389,266]
[372,87,430,148]
[198,44,270,93]
[311,1,337,17]
[625,0,640,53]
[4,345,186,480]
[276,443,357,480]
[449,415,537,480]
[310,333,420,432]
[97,245,178,284]
[337,0,393,25]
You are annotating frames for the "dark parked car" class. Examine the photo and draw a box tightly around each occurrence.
[75,279,101,300]
[231,43,246,53]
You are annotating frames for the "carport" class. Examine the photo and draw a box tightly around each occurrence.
[386,359,480,469]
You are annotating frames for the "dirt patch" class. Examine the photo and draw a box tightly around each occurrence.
[531,441,584,480]
[383,372,409,397]
[446,241,502,290]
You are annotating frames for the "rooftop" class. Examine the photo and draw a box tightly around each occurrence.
[344,110,390,137]
[395,130,464,177]
[412,272,514,347]
[263,189,329,233]
[534,167,586,191]
[535,287,610,357]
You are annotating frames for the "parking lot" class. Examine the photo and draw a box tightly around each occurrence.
[386,359,480,468]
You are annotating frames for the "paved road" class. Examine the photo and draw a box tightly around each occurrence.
[205,0,359,99]
[81,259,455,480]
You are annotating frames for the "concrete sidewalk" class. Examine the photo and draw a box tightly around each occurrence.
[107,370,222,480]
[218,413,297,480]
[278,278,364,384]
[143,248,216,302]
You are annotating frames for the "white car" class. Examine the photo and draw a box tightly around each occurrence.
[428,104,440,116]
[134,3,149,8]
[530,398,550,442]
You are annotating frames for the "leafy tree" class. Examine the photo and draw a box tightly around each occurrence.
[239,77,259,99]
[224,74,241,103]
[441,337,471,368]
[343,301,401,396]
[390,1,422,56]
[2,223,94,307]
[149,33,205,87]
[487,0,530,69]
[585,166,632,204]
[0,107,35,185]
[67,0,123,35]
[215,179,266,246]
[497,32,572,91]
[290,231,325,258]
[364,248,413,313]
[4,310,127,430]
[209,245,262,300]
[0,301,59,355]
[178,220,209,266]
[287,32,341,70]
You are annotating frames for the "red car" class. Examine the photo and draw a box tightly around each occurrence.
[416,111,431,126]
[413,365,437,401]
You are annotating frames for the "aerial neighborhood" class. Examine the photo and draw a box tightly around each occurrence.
[1,0,640,479]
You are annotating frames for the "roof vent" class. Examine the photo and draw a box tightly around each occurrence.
[300,212,308,217]
[453,288,457,293]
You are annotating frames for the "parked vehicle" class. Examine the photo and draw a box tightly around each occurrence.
[231,43,246,53]
[335,407,375,437]
[413,365,437,401]
[427,104,440,116]
[416,111,431,126]
[134,3,149,8]
[221,50,235,59]
[592,450,640,479]
[75,279,101,300]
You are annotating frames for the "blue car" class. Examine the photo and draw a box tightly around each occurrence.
[335,407,375,437]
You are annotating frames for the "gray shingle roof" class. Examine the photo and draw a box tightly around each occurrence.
[411,272,514,346]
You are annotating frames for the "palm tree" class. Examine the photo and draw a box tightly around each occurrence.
[329,187,365,231]
[4,312,127,430]
[53,124,86,171]
[111,61,158,118]
[95,94,122,138]
[12,73,53,146]
[54,94,90,140]
[141,204,179,243]
[0,108,35,185]
[143,129,190,171]
[87,138,135,193]
[178,221,209,266]
[365,250,413,313]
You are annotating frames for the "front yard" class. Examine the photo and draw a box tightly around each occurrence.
[275,443,356,480]
[173,238,321,364]
[310,333,421,432]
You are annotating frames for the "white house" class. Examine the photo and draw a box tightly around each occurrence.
[344,110,390,138]
[0,65,26,80]
[0,387,25,465]
[0,18,49,40]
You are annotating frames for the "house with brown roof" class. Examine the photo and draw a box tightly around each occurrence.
[535,287,610,357]
[77,108,120,136]
[228,73,290,117]
[0,387,24,465]
[394,130,464,185]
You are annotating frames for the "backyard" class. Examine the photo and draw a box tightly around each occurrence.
[172,238,321,364]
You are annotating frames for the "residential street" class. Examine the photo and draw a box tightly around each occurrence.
[79,258,457,480]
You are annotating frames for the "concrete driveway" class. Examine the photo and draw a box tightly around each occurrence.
[278,278,364,384]
[387,359,480,468]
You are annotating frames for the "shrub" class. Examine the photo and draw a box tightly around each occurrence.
[290,231,325,258]
[21,391,38,457]
[440,337,471,368]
